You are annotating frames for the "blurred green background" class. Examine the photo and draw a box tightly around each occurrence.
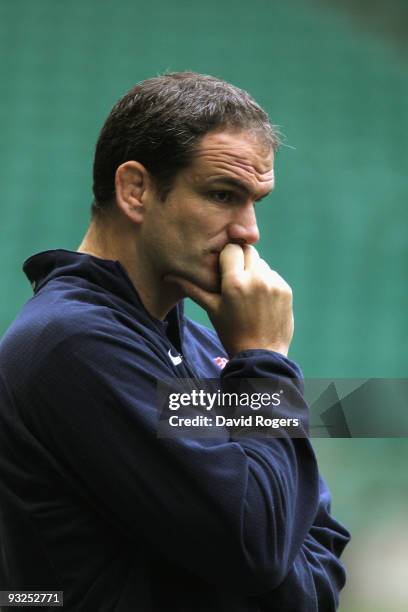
[0,0,407,609]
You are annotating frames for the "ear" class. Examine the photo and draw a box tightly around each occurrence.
[115,161,151,224]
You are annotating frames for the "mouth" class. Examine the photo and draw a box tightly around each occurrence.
[207,250,221,261]
[206,252,219,267]
[208,246,224,255]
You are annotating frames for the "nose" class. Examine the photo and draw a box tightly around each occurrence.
[227,203,260,246]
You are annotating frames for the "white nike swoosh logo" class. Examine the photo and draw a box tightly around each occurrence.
[168,349,183,366]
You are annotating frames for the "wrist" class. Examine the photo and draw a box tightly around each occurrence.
[227,343,289,358]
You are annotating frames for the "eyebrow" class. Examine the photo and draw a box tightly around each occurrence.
[206,176,274,201]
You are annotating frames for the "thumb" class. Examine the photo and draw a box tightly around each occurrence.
[165,275,220,312]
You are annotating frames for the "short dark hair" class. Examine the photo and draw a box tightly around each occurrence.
[92,71,280,215]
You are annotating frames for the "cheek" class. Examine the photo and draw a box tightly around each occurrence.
[167,198,229,244]
[195,211,229,235]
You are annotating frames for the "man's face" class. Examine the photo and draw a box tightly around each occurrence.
[141,130,275,294]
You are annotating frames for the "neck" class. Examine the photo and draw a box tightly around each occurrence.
[77,215,182,320]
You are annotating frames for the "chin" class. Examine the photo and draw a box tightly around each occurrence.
[196,272,221,294]
[180,264,220,293]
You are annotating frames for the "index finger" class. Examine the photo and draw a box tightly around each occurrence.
[243,245,260,270]
[219,243,245,277]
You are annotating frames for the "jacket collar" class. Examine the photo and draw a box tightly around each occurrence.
[23,249,185,344]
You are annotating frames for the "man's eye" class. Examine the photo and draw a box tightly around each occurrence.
[210,191,233,203]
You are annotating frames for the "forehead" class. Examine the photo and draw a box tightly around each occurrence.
[188,130,275,193]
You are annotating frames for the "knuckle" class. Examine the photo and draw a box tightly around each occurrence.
[252,277,267,292]
[267,283,292,300]
[269,285,281,297]
[283,285,293,298]
[224,273,246,293]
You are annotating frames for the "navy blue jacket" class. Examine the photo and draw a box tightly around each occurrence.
[0,250,349,611]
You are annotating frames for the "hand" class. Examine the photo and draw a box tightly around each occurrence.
[167,244,294,358]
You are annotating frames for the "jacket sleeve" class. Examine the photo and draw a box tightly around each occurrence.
[256,476,349,611]
[222,351,350,610]
[20,321,349,603]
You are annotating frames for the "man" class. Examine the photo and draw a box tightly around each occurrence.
[0,72,349,611]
